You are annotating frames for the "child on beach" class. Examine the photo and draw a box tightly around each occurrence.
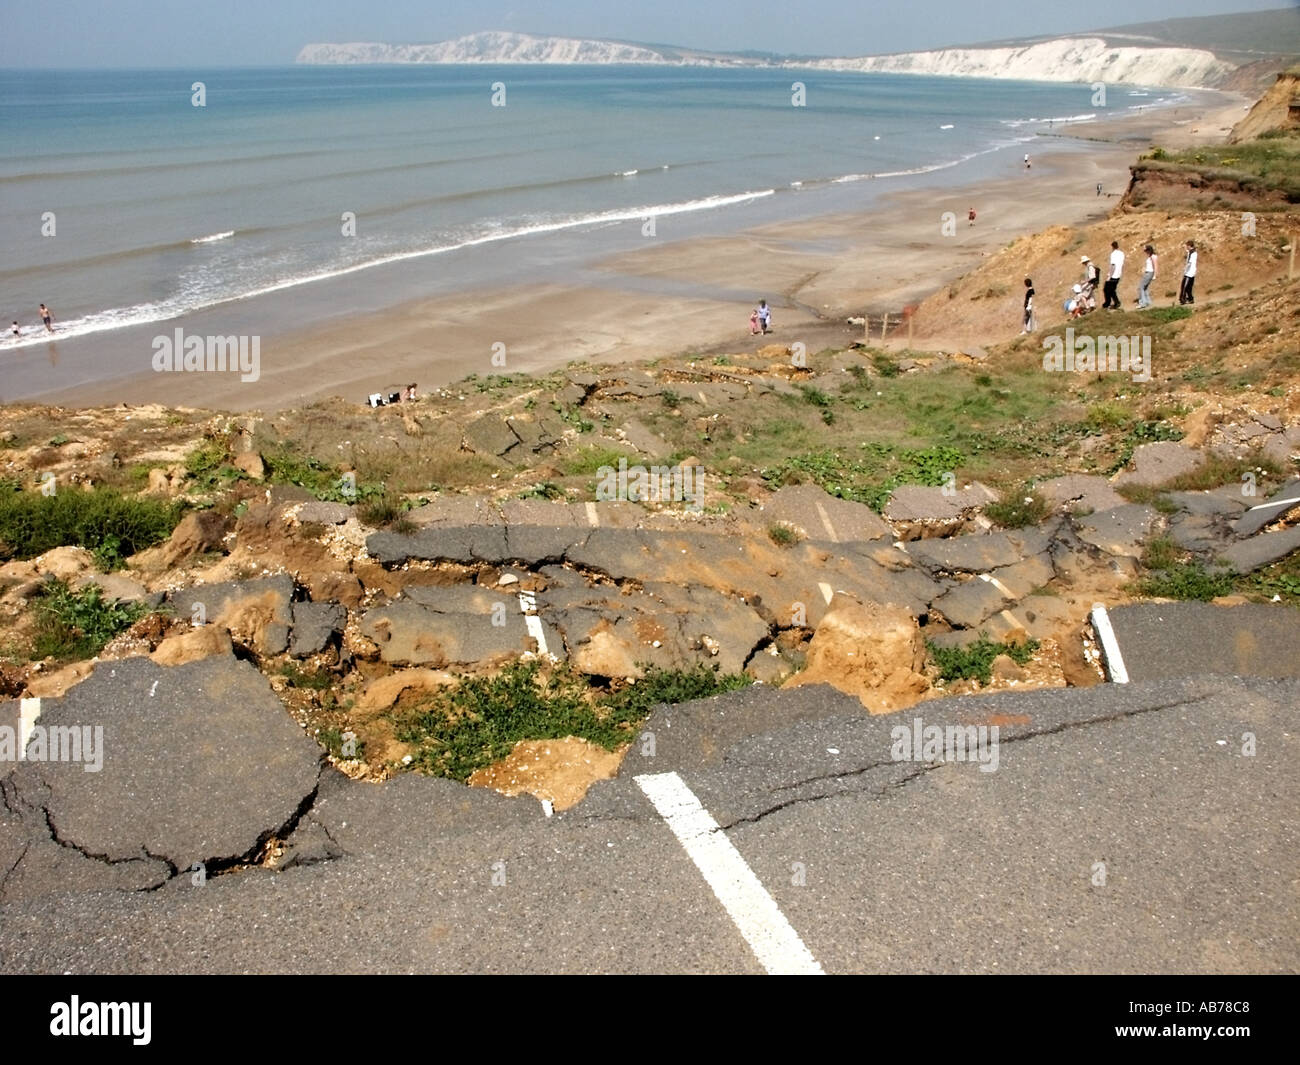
[749,308,760,335]
[10,321,18,336]
[968,207,976,226]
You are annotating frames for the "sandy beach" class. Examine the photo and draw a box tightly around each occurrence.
[32,93,1247,413]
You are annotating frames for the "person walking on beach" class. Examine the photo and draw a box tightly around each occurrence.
[1137,244,1158,308]
[1096,182,1103,197]
[10,321,18,337]
[1021,278,1035,334]
[1179,241,1197,305]
[968,207,976,226]
[38,304,53,332]
[757,299,771,334]
[1103,242,1124,309]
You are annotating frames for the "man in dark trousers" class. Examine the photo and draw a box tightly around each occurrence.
[1179,241,1198,305]
[1103,241,1124,309]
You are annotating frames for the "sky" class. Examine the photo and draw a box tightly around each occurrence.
[0,0,1294,68]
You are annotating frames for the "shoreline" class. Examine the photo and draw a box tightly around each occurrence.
[13,90,1247,414]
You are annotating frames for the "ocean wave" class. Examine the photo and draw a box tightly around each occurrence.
[1001,113,1097,127]
[191,231,234,244]
[0,189,776,351]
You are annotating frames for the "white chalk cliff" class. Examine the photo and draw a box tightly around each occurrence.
[800,37,1234,88]
[296,31,1235,89]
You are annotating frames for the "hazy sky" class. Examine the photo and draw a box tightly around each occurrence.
[1,0,1294,68]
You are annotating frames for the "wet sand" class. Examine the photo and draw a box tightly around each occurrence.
[35,94,1247,413]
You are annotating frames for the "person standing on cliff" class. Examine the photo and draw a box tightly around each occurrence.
[1021,277,1035,334]
[1103,242,1124,309]
[1179,241,1197,305]
[1137,244,1158,308]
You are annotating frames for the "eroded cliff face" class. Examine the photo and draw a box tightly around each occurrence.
[1230,68,1300,143]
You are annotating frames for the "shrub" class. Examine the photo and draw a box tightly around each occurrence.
[0,488,180,569]
[927,636,1039,686]
[29,579,150,662]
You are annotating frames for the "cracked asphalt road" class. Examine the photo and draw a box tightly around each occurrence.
[1,673,1295,974]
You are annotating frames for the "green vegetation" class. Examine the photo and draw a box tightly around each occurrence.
[1134,535,1234,601]
[393,660,751,781]
[767,522,801,547]
[279,662,334,691]
[1142,135,1300,202]
[985,485,1050,529]
[761,444,963,512]
[29,579,150,662]
[0,487,180,570]
[564,445,631,476]
[927,636,1039,686]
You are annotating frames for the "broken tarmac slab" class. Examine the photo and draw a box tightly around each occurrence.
[762,484,890,543]
[290,601,348,657]
[1074,504,1159,559]
[1103,602,1300,682]
[1039,474,1125,516]
[1218,525,1300,575]
[1232,478,1300,539]
[906,524,1055,574]
[166,574,295,656]
[1114,441,1204,489]
[883,482,997,525]
[360,600,561,667]
[0,655,323,892]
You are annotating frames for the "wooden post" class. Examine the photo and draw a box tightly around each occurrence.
[881,312,889,341]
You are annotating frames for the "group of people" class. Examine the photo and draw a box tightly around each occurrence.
[1057,239,1198,320]
[748,299,772,335]
[10,304,54,337]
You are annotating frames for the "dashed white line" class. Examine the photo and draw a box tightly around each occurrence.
[584,501,600,528]
[18,697,41,754]
[517,590,549,656]
[1090,603,1130,684]
[812,501,837,542]
[1246,495,1299,513]
[634,771,824,975]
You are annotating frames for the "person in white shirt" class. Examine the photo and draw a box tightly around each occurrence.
[1179,241,1198,305]
[1103,241,1124,309]
[1137,244,1158,308]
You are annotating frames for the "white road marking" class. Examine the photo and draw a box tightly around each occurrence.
[1246,495,1299,513]
[18,697,41,754]
[813,501,837,542]
[585,501,600,527]
[634,771,824,975]
[817,581,834,605]
[1090,603,1129,684]
[517,590,549,656]
[978,572,1015,598]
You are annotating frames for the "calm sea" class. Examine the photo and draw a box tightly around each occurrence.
[0,65,1185,391]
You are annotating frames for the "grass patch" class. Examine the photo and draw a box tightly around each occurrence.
[28,579,150,662]
[393,660,750,781]
[279,662,334,691]
[1133,534,1234,601]
[767,523,801,547]
[564,445,632,476]
[985,485,1050,529]
[0,487,180,570]
[762,444,963,512]
[927,636,1039,686]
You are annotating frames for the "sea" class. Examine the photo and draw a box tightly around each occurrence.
[0,65,1192,398]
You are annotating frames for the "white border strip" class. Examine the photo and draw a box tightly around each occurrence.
[635,771,824,975]
[1246,495,1300,513]
[1090,603,1129,684]
[517,591,549,656]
